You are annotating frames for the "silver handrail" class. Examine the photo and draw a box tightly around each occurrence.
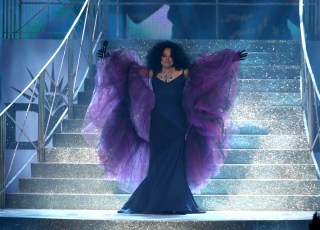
[299,0,320,176]
[0,0,104,208]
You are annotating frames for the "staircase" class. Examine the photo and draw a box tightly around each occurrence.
[3,40,320,228]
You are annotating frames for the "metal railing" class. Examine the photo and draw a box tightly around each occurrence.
[0,0,105,208]
[299,0,320,176]
[301,0,320,40]
[2,0,87,39]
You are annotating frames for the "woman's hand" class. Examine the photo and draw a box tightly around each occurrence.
[238,50,248,61]
[97,40,109,59]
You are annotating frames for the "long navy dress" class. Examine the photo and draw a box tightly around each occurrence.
[118,74,203,214]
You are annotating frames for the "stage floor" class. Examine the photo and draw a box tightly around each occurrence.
[0,209,315,221]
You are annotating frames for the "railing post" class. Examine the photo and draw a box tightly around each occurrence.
[317,0,320,39]
[0,114,6,209]
[116,0,120,38]
[9,0,12,39]
[13,0,16,39]
[102,0,109,38]
[88,0,94,66]
[89,0,96,79]
[4,0,8,39]
[37,71,45,162]
[68,32,74,119]
[308,74,315,150]
[300,51,305,106]
[2,0,5,39]
[18,0,22,39]
[215,0,219,39]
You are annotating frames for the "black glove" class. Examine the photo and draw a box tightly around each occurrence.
[97,40,109,59]
[238,50,248,61]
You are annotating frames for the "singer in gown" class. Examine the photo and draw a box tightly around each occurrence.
[82,41,243,214]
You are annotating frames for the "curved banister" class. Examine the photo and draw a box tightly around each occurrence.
[299,0,320,100]
[0,0,90,117]
[0,0,104,208]
[299,0,320,176]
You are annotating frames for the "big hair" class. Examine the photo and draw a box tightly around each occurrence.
[146,41,190,75]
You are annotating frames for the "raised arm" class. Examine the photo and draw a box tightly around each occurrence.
[237,50,247,60]
[97,40,109,59]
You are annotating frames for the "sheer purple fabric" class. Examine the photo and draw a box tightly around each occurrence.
[82,50,154,192]
[184,49,239,191]
[82,49,240,193]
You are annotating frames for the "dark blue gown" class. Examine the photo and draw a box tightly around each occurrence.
[118,75,203,214]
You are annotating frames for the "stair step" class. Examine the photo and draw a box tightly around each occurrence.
[45,148,312,164]
[230,106,303,121]
[236,92,301,106]
[30,163,317,179]
[239,79,299,92]
[83,78,300,92]
[230,119,304,135]
[62,118,305,135]
[228,135,308,149]
[86,65,300,81]
[213,52,297,65]
[238,65,299,79]
[190,52,298,66]
[107,39,300,55]
[78,91,301,106]
[19,178,320,195]
[53,133,308,149]
[6,193,320,211]
[73,105,303,120]
[225,149,312,164]
[0,210,313,230]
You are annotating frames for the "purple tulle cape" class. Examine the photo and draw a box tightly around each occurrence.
[82,49,240,193]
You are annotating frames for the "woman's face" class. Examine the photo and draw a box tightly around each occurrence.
[161,48,174,68]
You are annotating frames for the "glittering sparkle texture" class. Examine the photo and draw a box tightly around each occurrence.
[0,210,314,230]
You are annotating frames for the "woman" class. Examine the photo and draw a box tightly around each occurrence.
[83,40,246,214]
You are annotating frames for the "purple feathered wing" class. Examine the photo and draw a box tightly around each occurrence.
[82,50,154,192]
[184,49,240,191]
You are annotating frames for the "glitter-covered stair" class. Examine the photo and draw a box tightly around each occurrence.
[5,40,320,215]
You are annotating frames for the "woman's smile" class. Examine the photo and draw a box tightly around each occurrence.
[161,48,174,68]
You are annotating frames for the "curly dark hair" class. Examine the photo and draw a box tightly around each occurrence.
[146,41,190,75]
